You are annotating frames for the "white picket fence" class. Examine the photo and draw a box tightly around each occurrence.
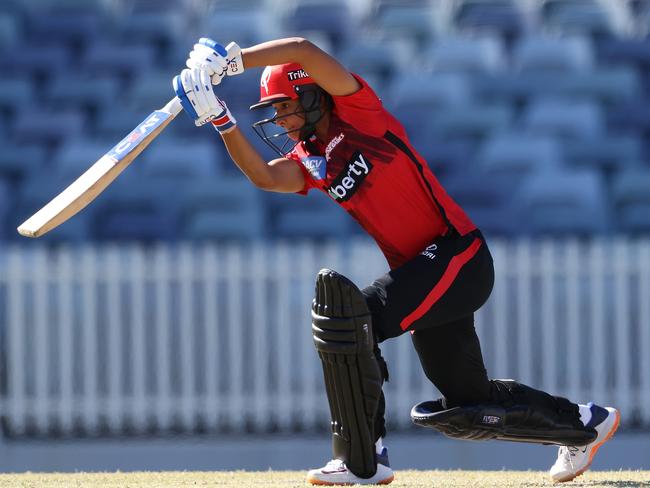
[1,237,649,436]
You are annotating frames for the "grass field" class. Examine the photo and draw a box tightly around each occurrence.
[0,470,649,487]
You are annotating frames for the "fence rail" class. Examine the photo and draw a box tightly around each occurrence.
[1,237,649,436]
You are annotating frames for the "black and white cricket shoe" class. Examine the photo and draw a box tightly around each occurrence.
[306,448,394,485]
[549,402,620,483]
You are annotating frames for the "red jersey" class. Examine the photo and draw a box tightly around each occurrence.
[286,75,476,269]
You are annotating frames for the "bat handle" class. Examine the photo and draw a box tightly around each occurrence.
[162,97,183,117]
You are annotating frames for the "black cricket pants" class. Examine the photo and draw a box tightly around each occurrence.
[362,229,496,438]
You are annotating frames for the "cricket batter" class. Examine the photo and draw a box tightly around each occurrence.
[173,37,620,485]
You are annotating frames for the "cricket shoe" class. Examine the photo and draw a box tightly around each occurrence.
[306,448,394,485]
[549,403,620,483]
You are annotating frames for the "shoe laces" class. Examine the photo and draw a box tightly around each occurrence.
[324,459,346,470]
[559,445,579,468]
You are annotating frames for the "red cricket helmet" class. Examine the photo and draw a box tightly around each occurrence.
[249,63,329,156]
[250,63,316,109]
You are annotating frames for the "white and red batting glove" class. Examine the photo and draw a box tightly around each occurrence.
[186,38,244,85]
[173,68,237,133]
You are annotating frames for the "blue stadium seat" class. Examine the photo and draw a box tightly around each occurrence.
[427,104,512,142]
[0,143,46,180]
[0,177,13,240]
[388,73,471,139]
[611,170,650,233]
[415,139,474,180]
[556,67,641,105]
[425,36,506,74]
[598,38,650,66]
[12,108,85,145]
[0,43,70,78]
[513,36,594,73]
[22,0,106,12]
[453,0,527,43]
[0,12,20,49]
[117,11,186,55]
[474,134,562,178]
[265,191,350,238]
[443,173,523,236]
[127,70,176,112]
[563,136,643,173]
[471,72,542,105]
[83,43,155,80]
[540,0,621,39]
[516,169,610,235]
[370,4,438,47]
[628,0,650,33]
[0,77,33,114]
[338,40,410,90]
[91,176,179,241]
[201,10,279,49]
[522,98,604,141]
[284,1,352,50]
[607,99,650,135]
[46,74,121,113]
[27,11,104,48]
[140,139,221,178]
[179,177,265,240]
[472,67,640,106]
[597,39,650,92]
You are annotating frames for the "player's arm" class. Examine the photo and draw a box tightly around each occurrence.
[219,127,305,193]
[172,68,305,193]
[240,38,361,97]
[186,37,360,97]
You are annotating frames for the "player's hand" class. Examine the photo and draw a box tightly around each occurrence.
[186,38,244,85]
[173,68,237,132]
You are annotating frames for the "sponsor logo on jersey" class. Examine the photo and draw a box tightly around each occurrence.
[420,243,438,260]
[107,111,168,163]
[301,156,327,180]
[325,133,345,161]
[287,69,309,81]
[327,151,373,202]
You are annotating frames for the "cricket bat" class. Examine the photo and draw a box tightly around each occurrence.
[18,42,242,239]
[17,97,183,238]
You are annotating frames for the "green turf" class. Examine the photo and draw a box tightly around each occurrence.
[0,470,648,487]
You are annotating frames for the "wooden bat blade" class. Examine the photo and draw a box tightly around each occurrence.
[17,97,182,238]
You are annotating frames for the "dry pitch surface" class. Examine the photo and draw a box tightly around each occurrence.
[0,471,649,487]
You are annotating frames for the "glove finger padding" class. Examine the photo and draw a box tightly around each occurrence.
[186,39,229,85]
[190,68,212,115]
[173,69,199,119]
[174,68,235,128]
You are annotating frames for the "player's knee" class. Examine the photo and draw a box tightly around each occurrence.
[311,268,376,352]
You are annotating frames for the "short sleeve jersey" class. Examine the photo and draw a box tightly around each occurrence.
[286,74,476,269]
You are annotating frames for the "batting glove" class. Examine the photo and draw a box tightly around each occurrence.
[186,38,244,85]
[173,68,237,133]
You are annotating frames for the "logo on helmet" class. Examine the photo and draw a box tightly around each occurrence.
[287,69,310,81]
[260,66,273,95]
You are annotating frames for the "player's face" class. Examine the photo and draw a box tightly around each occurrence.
[272,99,306,140]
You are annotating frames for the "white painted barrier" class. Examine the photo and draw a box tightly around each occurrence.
[1,237,649,436]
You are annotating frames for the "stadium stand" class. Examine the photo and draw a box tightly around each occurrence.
[516,169,610,235]
[2,0,649,241]
[611,169,650,233]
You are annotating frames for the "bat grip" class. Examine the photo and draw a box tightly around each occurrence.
[162,97,183,116]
